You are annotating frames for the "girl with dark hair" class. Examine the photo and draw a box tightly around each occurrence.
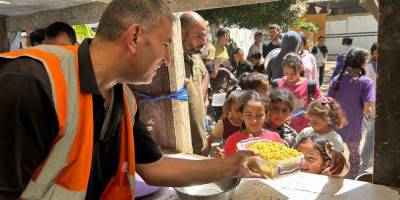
[328,48,375,179]
[264,89,298,147]
[274,53,322,133]
[223,91,282,156]
[238,72,269,97]
[295,136,333,175]
[297,97,347,152]
[203,87,244,156]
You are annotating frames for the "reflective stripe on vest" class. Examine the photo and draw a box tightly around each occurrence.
[0,45,136,199]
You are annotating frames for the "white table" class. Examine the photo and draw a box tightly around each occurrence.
[138,172,400,200]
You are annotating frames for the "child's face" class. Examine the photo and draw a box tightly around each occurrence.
[372,50,379,60]
[306,114,330,133]
[233,52,245,63]
[255,80,269,97]
[229,101,242,124]
[296,141,329,174]
[283,65,301,83]
[267,101,291,128]
[241,100,266,134]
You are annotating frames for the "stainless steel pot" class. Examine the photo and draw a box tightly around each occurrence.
[174,178,240,200]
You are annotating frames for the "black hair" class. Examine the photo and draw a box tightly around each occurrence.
[318,36,325,40]
[268,88,295,111]
[225,86,245,108]
[45,22,77,44]
[29,28,45,46]
[216,27,229,38]
[295,135,331,166]
[342,37,353,46]
[250,52,262,60]
[282,52,303,73]
[238,90,268,113]
[370,42,378,54]
[333,48,369,96]
[238,72,268,91]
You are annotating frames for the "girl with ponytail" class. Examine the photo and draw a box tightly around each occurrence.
[327,48,375,179]
[297,97,347,153]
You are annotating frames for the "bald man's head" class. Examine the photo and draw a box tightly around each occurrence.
[180,12,208,56]
[180,12,206,30]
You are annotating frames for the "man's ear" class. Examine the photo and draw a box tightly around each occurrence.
[126,23,142,54]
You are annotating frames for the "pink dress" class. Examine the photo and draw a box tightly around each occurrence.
[277,78,322,133]
[224,130,282,156]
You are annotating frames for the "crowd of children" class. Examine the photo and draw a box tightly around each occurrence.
[203,31,377,179]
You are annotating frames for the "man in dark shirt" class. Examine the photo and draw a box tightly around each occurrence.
[232,48,253,78]
[207,63,238,92]
[248,52,265,74]
[0,0,255,199]
[262,24,282,58]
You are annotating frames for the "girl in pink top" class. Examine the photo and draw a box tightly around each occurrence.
[224,91,282,156]
[275,53,322,133]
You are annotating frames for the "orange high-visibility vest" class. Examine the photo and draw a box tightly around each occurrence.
[0,45,137,200]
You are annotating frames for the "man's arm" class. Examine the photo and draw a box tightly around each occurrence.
[136,151,255,187]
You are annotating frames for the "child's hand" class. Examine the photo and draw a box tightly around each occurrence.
[215,147,225,158]
[325,142,346,175]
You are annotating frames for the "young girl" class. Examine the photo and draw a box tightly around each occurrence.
[223,90,282,156]
[274,53,322,133]
[203,88,244,156]
[328,48,375,179]
[295,136,331,175]
[238,72,269,97]
[264,89,298,148]
[297,97,347,153]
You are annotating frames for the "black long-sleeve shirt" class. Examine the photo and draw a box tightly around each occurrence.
[0,40,162,199]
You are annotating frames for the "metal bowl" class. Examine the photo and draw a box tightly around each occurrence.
[174,178,240,200]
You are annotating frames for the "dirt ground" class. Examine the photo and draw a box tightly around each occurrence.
[320,61,336,92]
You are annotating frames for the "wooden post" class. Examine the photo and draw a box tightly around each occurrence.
[132,13,192,153]
[373,0,400,187]
[0,16,9,53]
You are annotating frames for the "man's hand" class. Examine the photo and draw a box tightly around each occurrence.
[227,151,264,178]
[325,142,346,175]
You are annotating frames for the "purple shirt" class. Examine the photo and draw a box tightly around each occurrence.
[328,74,375,142]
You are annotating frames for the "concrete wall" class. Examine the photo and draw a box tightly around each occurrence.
[325,14,378,59]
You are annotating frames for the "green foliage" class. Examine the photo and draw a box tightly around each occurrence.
[198,0,308,29]
[293,19,320,32]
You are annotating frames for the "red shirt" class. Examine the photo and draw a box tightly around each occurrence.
[224,130,283,156]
